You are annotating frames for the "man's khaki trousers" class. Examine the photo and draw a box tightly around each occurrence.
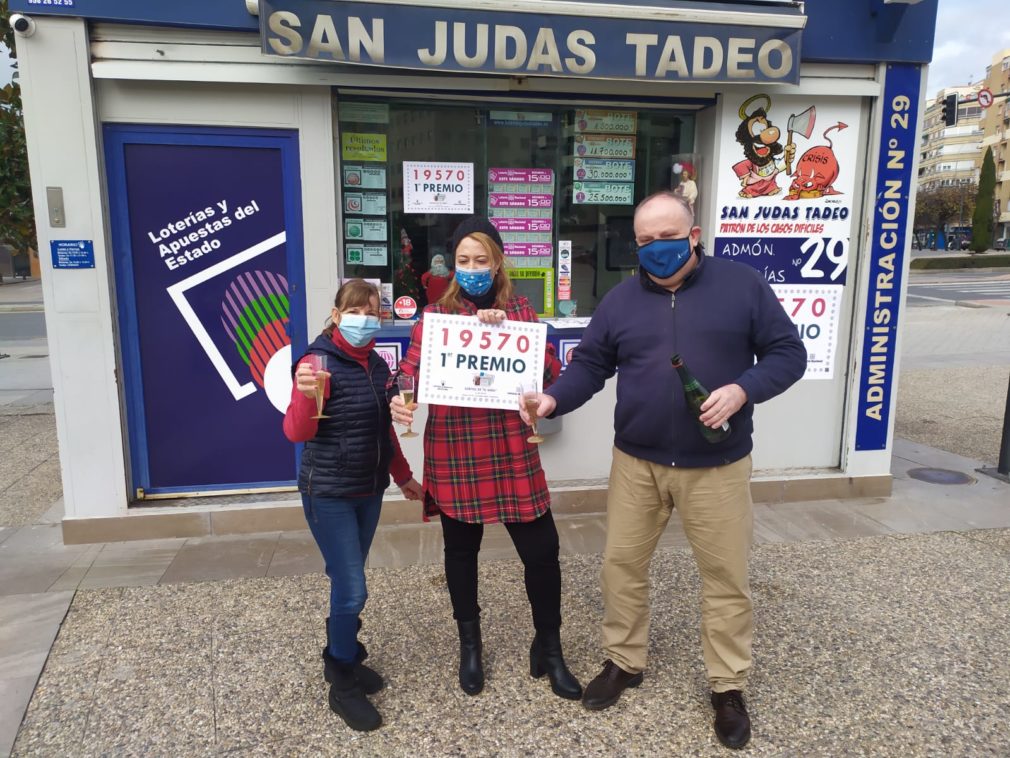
[601,447,754,692]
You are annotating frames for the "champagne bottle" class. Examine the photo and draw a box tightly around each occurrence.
[671,354,731,444]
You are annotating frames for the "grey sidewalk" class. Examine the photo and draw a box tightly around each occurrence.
[2,434,1009,756]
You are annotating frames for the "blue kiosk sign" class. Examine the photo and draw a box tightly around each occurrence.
[259,0,804,84]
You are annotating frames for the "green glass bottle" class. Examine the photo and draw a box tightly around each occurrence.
[671,354,731,444]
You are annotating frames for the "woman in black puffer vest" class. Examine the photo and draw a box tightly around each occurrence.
[283,279,423,732]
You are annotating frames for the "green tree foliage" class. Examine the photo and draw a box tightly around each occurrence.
[914,186,969,240]
[0,0,37,258]
[972,147,996,253]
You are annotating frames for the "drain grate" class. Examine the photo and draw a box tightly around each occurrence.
[907,467,975,485]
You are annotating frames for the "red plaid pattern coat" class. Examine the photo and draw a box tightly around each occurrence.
[392,296,559,524]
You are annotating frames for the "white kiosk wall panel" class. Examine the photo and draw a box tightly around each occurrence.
[17,18,128,519]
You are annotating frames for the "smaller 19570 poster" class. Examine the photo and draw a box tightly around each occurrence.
[418,313,547,410]
[403,161,473,214]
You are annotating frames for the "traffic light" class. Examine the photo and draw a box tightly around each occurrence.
[941,93,958,127]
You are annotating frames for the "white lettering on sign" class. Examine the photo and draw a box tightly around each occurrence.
[863,93,912,421]
[264,10,794,82]
[268,12,384,62]
[625,33,788,80]
[146,199,262,272]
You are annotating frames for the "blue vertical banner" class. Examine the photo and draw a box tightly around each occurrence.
[106,127,305,493]
[854,64,920,450]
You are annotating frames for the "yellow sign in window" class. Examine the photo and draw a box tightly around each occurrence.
[341,132,387,162]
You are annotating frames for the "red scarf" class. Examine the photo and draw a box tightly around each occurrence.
[330,329,374,371]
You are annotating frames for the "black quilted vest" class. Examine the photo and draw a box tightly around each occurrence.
[296,334,393,497]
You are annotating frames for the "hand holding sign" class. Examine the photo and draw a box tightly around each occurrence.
[419,313,547,410]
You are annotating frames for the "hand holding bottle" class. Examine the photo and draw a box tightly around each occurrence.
[699,384,747,430]
[671,354,743,444]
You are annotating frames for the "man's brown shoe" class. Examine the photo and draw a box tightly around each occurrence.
[711,690,751,749]
[581,659,643,711]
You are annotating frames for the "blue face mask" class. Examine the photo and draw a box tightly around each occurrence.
[338,313,381,347]
[637,237,693,279]
[455,267,494,297]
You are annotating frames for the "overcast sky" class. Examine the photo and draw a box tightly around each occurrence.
[2,1,1009,95]
[927,0,1010,97]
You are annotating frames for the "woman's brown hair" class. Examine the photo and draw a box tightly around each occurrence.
[322,278,380,338]
[437,231,514,312]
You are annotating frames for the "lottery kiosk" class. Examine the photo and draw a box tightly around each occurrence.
[9,0,939,541]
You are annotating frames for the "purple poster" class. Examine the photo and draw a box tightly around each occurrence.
[487,168,554,184]
[489,193,553,209]
[490,217,553,233]
[118,140,300,490]
[504,242,553,256]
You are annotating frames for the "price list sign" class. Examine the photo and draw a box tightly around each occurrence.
[341,122,389,268]
[418,313,547,410]
[572,110,637,205]
[487,168,555,260]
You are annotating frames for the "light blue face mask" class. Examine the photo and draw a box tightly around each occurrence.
[637,237,693,279]
[338,313,381,347]
[455,267,494,297]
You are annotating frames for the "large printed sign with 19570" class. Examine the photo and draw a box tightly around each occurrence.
[418,313,547,410]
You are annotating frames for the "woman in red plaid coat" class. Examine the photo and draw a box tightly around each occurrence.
[390,216,581,701]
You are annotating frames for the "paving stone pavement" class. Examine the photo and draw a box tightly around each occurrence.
[10,530,1010,757]
[0,412,61,529]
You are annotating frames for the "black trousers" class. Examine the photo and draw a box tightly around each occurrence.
[439,509,563,633]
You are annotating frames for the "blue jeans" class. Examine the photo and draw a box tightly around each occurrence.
[302,493,383,664]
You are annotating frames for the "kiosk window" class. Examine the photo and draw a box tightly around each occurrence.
[335,97,695,317]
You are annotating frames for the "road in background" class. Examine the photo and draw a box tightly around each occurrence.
[0,311,46,340]
[907,269,1010,307]
[0,280,52,408]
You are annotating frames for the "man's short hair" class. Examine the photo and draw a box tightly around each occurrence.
[634,190,695,226]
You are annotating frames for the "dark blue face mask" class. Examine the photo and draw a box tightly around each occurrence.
[637,237,693,279]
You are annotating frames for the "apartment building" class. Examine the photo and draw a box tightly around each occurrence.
[980,48,1010,243]
[919,83,984,194]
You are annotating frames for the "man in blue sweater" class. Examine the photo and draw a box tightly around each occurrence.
[522,192,806,749]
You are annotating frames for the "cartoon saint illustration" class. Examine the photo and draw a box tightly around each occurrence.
[673,161,698,211]
[732,95,796,198]
[784,123,847,200]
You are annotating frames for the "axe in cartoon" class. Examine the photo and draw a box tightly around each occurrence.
[785,106,816,175]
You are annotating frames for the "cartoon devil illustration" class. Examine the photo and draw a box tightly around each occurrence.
[785,123,847,200]
[731,94,796,198]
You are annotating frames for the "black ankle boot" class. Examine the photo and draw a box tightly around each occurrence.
[327,663,382,732]
[322,618,384,695]
[456,618,484,695]
[530,630,583,700]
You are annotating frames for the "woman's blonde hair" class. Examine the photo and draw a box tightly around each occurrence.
[323,278,380,337]
[438,232,514,312]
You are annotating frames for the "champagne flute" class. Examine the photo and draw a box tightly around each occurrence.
[398,374,418,438]
[306,354,330,420]
[519,381,545,444]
